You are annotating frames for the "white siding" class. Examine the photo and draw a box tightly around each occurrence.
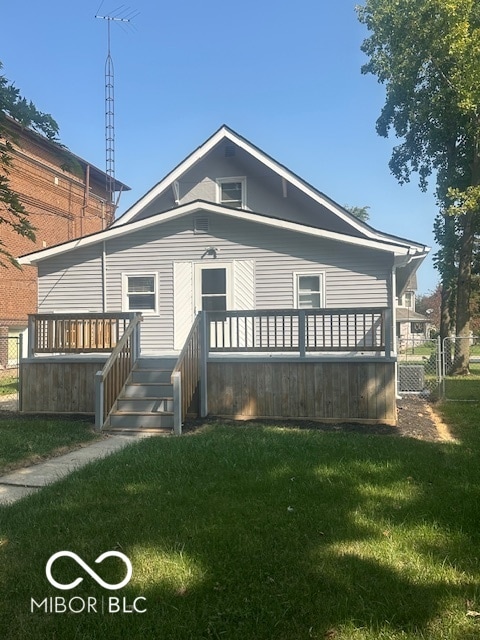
[37,245,103,312]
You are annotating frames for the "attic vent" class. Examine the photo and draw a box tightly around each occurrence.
[224,143,236,158]
[194,216,209,234]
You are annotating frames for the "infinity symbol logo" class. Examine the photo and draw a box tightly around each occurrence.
[46,551,133,591]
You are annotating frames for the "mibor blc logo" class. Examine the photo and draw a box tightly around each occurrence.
[46,551,133,590]
[30,550,147,614]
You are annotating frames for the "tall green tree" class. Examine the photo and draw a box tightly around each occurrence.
[0,62,59,267]
[357,0,480,374]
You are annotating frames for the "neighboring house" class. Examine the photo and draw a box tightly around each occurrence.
[0,117,130,365]
[19,126,430,428]
[396,275,431,347]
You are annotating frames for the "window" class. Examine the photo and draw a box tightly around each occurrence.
[122,274,158,314]
[411,322,424,334]
[201,268,227,311]
[295,273,324,309]
[404,292,414,309]
[217,177,246,209]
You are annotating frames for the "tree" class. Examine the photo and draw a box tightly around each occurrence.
[357,0,480,374]
[0,62,59,267]
[416,284,442,333]
[344,205,370,222]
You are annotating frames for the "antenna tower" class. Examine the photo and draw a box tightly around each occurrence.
[95,5,138,209]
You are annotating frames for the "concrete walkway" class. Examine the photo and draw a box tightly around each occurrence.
[0,435,143,506]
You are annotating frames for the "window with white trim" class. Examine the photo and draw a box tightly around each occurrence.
[217,177,246,209]
[122,273,158,314]
[295,273,324,309]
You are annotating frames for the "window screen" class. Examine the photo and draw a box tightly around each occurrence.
[201,268,227,311]
[297,274,322,309]
[220,181,243,208]
[126,275,156,311]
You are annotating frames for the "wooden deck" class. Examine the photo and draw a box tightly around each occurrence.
[20,309,397,426]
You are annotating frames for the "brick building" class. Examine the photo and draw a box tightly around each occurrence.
[0,117,130,365]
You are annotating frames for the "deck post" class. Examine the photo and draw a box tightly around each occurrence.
[94,370,104,431]
[384,308,392,358]
[27,315,35,358]
[132,314,141,362]
[200,311,209,417]
[172,372,182,436]
[299,310,306,358]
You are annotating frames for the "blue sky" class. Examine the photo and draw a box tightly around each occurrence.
[2,0,439,293]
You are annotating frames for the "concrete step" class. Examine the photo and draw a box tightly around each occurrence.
[123,383,173,398]
[135,357,177,370]
[103,426,172,436]
[116,397,174,413]
[109,412,174,430]
[131,369,172,384]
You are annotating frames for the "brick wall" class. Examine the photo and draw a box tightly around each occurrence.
[0,125,117,331]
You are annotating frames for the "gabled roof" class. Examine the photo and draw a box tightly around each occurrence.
[19,199,427,266]
[110,125,424,250]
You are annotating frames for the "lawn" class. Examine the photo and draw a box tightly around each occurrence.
[0,375,17,396]
[443,363,480,401]
[1,408,480,639]
[0,416,102,474]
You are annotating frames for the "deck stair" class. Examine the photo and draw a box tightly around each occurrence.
[104,357,177,435]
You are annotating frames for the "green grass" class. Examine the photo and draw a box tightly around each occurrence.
[0,416,101,474]
[1,411,480,639]
[443,363,480,401]
[0,376,17,396]
[398,345,436,358]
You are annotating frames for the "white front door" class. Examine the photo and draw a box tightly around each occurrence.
[174,260,254,350]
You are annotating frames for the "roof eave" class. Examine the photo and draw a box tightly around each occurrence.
[19,200,430,266]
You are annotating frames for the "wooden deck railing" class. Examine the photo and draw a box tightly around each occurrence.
[95,314,142,429]
[28,313,136,356]
[206,308,392,357]
[171,313,203,436]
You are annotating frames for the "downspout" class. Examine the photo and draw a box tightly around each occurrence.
[102,241,107,313]
[81,164,91,236]
[391,264,400,398]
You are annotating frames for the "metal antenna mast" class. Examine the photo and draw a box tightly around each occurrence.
[95,6,138,209]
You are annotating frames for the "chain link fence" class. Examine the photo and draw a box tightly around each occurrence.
[441,336,480,402]
[397,336,480,401]
[397,337,441,397]
[0,336,20,412]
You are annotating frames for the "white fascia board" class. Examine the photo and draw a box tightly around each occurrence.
[221,131,375,238]
[113,126,376,239]
[112,126,426,250]
[224,132,430,250]
[110,128,229,228]
[19,201,428,265]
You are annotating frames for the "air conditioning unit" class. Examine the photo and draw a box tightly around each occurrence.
[398,365,425,393]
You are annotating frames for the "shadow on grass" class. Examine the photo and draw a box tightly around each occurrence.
[0,425,479,639]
